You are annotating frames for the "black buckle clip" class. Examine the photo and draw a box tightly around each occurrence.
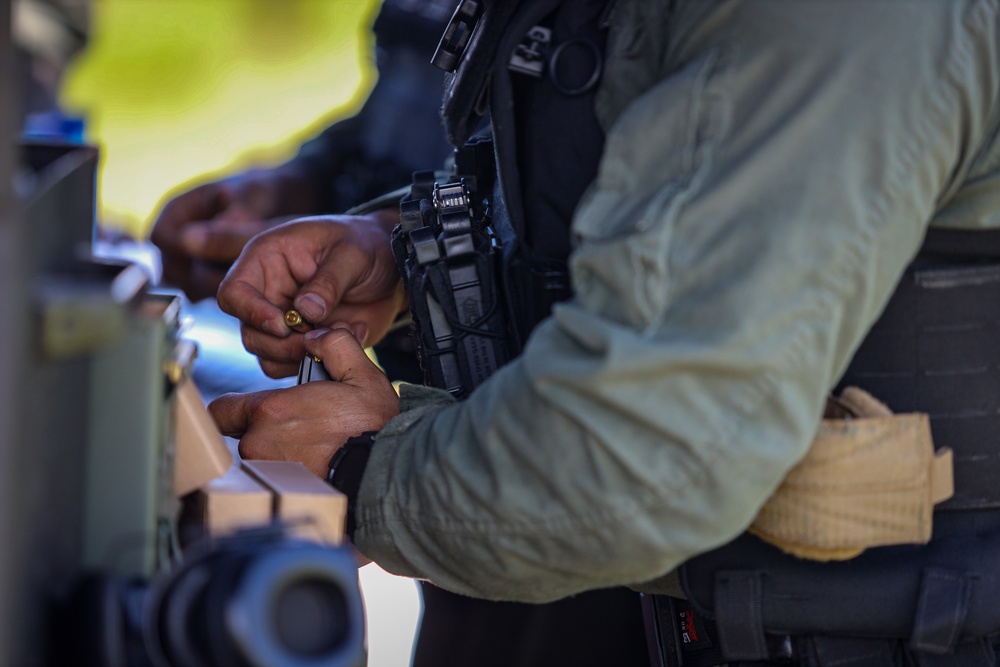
[509,25,552,78]
[431,0,484,72]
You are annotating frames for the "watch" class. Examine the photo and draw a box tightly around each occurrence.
[327,431,377,539]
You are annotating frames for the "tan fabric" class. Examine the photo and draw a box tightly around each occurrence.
[749,387,953,561]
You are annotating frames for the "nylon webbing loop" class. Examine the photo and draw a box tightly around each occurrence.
[837,260,1000,510]
[912,638,997,667]
[920,227,1000,260]
[714,571,768,660]
[809,637,895,667]
[910,568,974,655]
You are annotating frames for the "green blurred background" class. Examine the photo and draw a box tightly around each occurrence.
[61,0,380,238]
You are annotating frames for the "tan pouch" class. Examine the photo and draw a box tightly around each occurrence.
[749,387,953,561]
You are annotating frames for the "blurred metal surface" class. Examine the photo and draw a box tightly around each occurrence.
[0,4,26,664]
[0,8,367,665]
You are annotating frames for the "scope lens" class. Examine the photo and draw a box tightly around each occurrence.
[272,578,350,657]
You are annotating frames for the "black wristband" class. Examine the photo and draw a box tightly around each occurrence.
[327,432,377,539]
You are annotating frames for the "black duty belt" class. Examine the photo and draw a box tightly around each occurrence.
[645,590,1000,667]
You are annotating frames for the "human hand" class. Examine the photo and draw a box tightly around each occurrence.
[216,210,405,378]
[207,326,400,479]
[150,165,319,301]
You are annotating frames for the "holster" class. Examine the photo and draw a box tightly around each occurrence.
[392,139,512,399]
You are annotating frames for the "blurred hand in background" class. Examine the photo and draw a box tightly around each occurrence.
[150,163,322,302]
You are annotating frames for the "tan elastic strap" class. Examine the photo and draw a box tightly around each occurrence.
[930,446,954,505]
[749,388,954,562]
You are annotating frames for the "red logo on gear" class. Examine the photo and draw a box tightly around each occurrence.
[679,609,699,644]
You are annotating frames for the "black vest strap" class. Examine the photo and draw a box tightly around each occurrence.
[920,227,1000,260]
[836,256,1000,510]
[910,568,974,655]
[488,0,609,340]
[912,640,997,667]
[714,571,768,661]
[807,637,895,667]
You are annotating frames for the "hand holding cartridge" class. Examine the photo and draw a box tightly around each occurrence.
[216,212,406,378]
[208,325,398,479]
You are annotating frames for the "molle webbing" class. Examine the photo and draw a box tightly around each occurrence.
[670,229,1000,666]
[837,246,1000,510]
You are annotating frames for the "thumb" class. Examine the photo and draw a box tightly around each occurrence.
[293,231,375,323]
[303,326,382,386]
[293,262,349,325]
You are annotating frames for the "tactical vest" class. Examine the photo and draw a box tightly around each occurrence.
[405,3,1000,665]
[672,240,1000,667]
[394,0,608,395]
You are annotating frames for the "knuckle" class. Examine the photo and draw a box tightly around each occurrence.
[306,274,341,302]
[326,328,358,347]
[249,391,288,423]
[243,229,266,250]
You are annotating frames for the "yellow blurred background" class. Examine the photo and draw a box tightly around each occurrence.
[61,0,380,238]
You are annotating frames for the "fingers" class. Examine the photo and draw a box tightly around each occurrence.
[151,182,237,301]
[208,380,392,479]
[303,326,385,387]
[301,326,400,431]
[209,387,328,471]
[290,244,361,323]
[215,224,321,374]
[150,183,228,253]
[291,219,401,325]
[214,215,406,373]
[207,335,399,479]
[219,274,292,337]
[152,178,286,263]
[207,390,270,438]
[241,324,305,378]
[218,220,329,333]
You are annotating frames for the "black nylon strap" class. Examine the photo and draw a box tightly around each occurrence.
[327,432,376,539]
[912,638,998,667]
[910,568,974,655]
[808,637,895,667]
[920,227,1000,260]
[714,571,768,661]
[436,0,524,146]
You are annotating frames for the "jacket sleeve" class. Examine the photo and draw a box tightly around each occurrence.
[352,0,1000,602]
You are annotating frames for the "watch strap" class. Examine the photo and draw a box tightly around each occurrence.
[328,431,377,539]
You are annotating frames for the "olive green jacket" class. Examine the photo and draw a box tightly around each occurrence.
[354,0,1000,602]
